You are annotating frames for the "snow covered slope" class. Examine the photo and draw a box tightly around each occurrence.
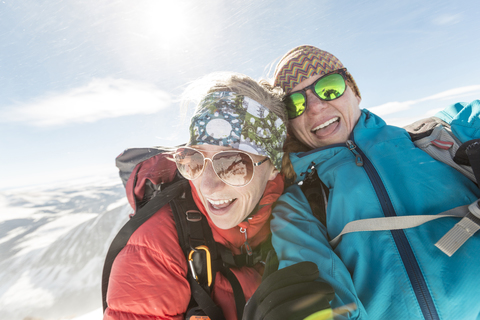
[0,175,131,320]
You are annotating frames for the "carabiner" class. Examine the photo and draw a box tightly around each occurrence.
[188,245,212,287]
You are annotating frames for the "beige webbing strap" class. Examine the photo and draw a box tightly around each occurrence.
[435,200,480,256]
[329,204,470,247]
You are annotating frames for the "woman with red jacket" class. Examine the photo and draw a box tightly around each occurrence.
[103,73,288,320]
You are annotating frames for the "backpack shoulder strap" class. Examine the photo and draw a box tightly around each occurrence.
[168,185,226,320]
[101,178,188,311]
[299,164,329,227]
[404,117,477,183]
[170,185,249,320]
[403,116,450,141]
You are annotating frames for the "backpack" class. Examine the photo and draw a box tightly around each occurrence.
[319,117,480,256]
[101,147,273,320]
[404,116,478,183]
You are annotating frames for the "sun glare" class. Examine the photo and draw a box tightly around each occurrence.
[137,1,191,47]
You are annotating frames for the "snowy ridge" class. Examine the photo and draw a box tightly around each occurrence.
[0,175,131,320]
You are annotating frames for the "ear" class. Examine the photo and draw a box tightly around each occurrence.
[268,166,279,181]
[355,94,361,105]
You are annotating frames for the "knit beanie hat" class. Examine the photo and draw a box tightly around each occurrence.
[273,45,360,97]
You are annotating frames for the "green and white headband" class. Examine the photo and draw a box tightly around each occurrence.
[188,91,286,169]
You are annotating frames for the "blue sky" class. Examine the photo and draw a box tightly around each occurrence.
[1,0,479,189]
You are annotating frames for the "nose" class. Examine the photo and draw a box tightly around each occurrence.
[200,160,225,193]
[304,89,327,115]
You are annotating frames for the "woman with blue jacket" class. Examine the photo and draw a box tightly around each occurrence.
[244,45,480,320]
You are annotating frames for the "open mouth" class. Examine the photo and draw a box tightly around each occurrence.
[207,198,237,210]
[312,117,340,133]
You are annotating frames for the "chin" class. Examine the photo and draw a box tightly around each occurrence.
[210,217,235,230]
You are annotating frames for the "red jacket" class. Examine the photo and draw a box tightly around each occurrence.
[103,153,284,320]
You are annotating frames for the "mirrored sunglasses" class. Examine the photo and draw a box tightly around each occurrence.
[173,147,269,187]
[285,68,348,119]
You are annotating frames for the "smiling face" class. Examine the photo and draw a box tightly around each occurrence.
[288,74,362,149]
[189,145,278,230]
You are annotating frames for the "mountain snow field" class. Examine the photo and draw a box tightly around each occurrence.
[0,174,131,320]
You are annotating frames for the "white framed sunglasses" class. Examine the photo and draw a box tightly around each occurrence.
[173,147,269,187]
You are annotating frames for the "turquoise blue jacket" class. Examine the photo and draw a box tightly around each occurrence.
[272,100,480,320]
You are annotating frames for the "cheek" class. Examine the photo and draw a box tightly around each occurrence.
[347,103,361,124]
[191,179,200,193]
[190,180,206,203]
[245,170,271,200]
[290,118,307,136]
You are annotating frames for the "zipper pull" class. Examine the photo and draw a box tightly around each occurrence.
[346,140,363,166]
[240,227,253,256]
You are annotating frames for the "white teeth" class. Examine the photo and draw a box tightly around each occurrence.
[312,117,339,132]
[207,198,234,206]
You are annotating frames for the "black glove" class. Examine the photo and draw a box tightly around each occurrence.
[243,258,335,320]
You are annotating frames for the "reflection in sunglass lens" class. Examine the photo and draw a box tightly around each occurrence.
[212,152,254,187]
[175,148,204,180]
[285,92,306,119]
[314,73,346,101]
[174,148,257,187]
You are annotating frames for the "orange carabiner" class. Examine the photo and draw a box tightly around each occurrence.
[188,245,212,287]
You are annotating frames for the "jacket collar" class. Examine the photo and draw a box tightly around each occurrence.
[290,109,390,183]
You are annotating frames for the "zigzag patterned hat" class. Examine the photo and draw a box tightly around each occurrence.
[274,45,360,97]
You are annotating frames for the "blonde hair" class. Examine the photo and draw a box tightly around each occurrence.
[281,134,309,186]
[180,72,287,124]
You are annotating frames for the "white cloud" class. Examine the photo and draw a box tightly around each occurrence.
[418,85,480,102]
[368,85,480,116]
[368,100,416,116]
[0,78,172,127]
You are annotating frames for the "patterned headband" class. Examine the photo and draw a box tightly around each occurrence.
[188,91,286,169]
[274,45,360,97]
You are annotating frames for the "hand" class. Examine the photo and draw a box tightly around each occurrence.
[243,261,334,320]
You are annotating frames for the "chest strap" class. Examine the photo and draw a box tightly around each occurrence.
[331,125,480,256]
[329,203,469,247]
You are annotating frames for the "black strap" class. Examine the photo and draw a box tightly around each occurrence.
[101,179,189,311]
[224,268,246,320]
[216,235,273,269]
[103,175,249,319]
[188,277,226,320]
[169,184,252,320]
[169,184,226,320]
[300,165,328,226]
[465,141,480,188]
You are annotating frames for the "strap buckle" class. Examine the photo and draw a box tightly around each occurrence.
[435,199,480,256]
[188,245,212,287]
[186,210,202,222]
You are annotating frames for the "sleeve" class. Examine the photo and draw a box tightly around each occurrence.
[435,100,480,143]
[103,206,190,320]
[270,184,367,319]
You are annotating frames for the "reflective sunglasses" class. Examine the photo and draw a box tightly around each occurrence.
[285,68,348,119]
[173,147,269,187]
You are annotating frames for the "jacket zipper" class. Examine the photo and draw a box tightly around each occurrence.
[348,135,439,320]
[346,140,363,166]
[239,227,253,256]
